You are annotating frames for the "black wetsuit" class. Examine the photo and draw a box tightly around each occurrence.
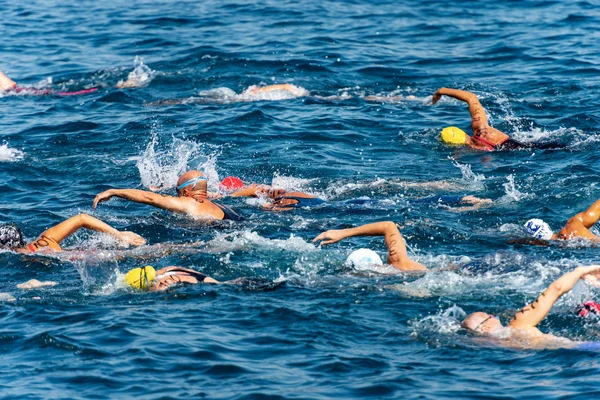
[498,138,565,151]
[213,201,244,221]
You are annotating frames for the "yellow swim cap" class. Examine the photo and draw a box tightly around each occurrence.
[124,266,156,289]
[441,126,467,145]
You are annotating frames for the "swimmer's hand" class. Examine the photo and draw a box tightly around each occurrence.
[313,230,345,245]
[117,231,146,247]
[93,190,115,209]
[581,265,600,287]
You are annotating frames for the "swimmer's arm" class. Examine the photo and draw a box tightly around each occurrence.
[432,88,488,130]
[575,198,600,228]
[40,214,146,246]
[228,184,272,197]
[313,221,427,271]
[93,189,192,214]
[509,265,600,329]
[0,70,17,91]
[258,84,295,93]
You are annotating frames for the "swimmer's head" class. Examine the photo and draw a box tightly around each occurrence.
[124,265,156,290]
[441,127,467,145]
[0,223,24,249]
[461,312,502,334]
[524,218,554,240]
[220,176,245,192]
[346,248,383,268]
[176,170,207,196]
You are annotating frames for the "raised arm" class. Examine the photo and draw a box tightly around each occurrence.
[40,214,145,246]
[0,70,17,91]
[573,198,600,228]
[509,265,600,329]
[93,188,192,214]
[432,87,488,130]
[313,221,427,271]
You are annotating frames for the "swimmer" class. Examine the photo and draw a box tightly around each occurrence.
[0,69,97,96]
[124,265,219,291]
[524,198,600,242]
[149,83,309,106]
[93,170,243,221]
[0,214,145,254]
[313,221,427,271]
[412,194,492,211]
[219,176,324,211]
[432,87,564,151]
[461,265,600,349]
[123,265,281,291]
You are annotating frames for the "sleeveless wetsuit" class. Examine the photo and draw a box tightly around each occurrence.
[213,201,244,221]
[475,136,565,151]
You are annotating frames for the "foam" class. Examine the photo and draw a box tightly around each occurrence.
[197,84,309,103]
[0,143,24,162]
[136,130,221,192]
[115,56,156,89]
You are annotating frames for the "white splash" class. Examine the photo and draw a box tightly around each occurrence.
[205,230,318,254]
[0,143,24,162]
[497,174,530,204]
[198,84,309,103]
[136,131,220,191]
[116,56,156,89]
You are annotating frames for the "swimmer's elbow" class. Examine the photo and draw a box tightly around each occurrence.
[549,281,565,296]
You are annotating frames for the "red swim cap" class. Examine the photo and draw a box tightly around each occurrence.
[576,300,600,317]
[220,176,244,191]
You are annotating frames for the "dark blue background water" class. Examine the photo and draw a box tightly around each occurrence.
[2,0,600,398]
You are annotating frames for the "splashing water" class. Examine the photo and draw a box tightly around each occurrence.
[136,130,220,191]
[498,174,529,203]
[450,158,486,190]
[116,56,156,89]
[0,143,24,162]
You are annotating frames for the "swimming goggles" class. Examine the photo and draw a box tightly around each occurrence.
[473,314,495,332]
[177,176,207,191]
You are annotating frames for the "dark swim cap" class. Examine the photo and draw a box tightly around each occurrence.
[0,223,24,248]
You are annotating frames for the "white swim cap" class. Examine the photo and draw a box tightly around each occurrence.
[346,248,383,268]
[524,219,554,240]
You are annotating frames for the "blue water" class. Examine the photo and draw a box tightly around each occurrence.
[2,0,600,398]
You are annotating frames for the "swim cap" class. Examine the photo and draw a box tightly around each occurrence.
[124,265,156,289]
[220,176,244,191]
[576,300,600,317]
[346,248,383,268]
[0,223,24,248]
[441,127,467,145]
[524,219,554,240]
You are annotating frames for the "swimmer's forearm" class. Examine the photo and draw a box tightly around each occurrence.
[80,214,122,236]
[340,221,397,239]
[551,266,600,296]
[229,185,268,197]
[43,214,120,243]
[435,88,478,103]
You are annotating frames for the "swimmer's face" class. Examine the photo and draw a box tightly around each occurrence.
[176,170,207,197]
[462,312,503,334]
